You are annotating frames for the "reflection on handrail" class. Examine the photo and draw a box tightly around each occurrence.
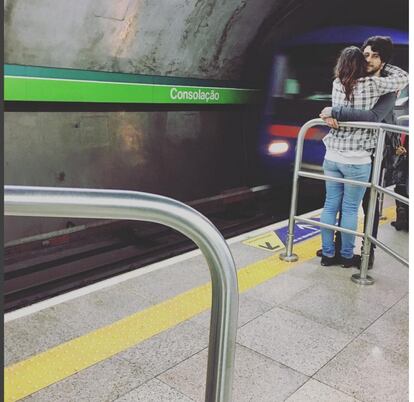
[4,185,239,402]
[280,118,409,286]
[397,114,409,124]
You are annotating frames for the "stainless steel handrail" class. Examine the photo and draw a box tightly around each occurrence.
[4,185,239,402]
[397,114,409,124]
[279,119,409,285]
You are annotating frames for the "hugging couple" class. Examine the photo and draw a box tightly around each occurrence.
[317,36,409,269]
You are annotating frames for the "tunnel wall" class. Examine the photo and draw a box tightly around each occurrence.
[4,0,276,241]
[4,108,261,242]
[5,0,285,240]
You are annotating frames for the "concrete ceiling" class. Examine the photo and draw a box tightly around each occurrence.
[4,0,291,80]
[5,0,408,83]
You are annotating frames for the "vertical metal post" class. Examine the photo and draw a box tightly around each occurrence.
[279,120,318,262]
[351,128,385,285]
[378,168,386,220]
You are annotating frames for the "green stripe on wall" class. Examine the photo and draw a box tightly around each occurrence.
[4,77,258,104]
[4,64,260,104]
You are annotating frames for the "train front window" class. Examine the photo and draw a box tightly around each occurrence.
[271,44,342,102]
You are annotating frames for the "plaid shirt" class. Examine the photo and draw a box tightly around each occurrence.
[323,64,409,152]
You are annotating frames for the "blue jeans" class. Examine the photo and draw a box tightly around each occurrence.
[321,159,371,259]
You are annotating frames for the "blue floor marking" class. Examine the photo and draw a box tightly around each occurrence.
[275,217,321,244]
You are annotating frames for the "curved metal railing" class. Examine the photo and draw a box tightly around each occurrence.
[397,114,409,124]
[4,185,239,402]
[280,118,409,285]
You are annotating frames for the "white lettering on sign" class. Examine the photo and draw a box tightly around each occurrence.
[170,88,220,102]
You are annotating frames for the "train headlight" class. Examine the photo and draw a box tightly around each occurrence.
[268,140,289,155]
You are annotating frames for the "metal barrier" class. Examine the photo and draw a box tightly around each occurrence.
[280,118,409,285]
[4,185,239,402]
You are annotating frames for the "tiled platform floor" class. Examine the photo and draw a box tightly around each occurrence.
[5,208,408,402]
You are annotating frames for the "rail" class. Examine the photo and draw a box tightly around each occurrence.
[4,185,239,402]
[280,119,409,285]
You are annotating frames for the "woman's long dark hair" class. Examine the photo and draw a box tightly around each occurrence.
[334,46,367,101]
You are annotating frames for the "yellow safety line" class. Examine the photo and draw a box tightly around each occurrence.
[4,207,396,401]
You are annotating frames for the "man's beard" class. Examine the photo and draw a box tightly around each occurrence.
[367,65,381,76]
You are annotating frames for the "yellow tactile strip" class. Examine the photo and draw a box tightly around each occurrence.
[4,207,396,401]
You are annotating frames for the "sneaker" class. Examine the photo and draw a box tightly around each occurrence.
[340,255,360,268]
[321,254,337,266]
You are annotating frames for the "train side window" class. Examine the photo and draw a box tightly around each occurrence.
[284,78,300,96]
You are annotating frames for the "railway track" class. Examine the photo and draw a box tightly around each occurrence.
[4,184,324,312]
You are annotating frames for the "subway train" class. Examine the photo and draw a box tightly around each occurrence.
[259,26,409,183]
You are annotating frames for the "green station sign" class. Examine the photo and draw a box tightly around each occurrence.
[4,64,259,105]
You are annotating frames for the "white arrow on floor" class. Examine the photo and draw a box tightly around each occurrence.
[296,223,320,231]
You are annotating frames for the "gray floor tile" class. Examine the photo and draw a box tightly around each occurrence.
[117,320,209,377]
[336,273,408,309]
[367,250,409,283]
[394,294,409,313]
[191,292,274,329]
[159,344,308,402]
[359,298,408,355]
[361,219,408,281]
[285,379,359,402]
[237,307,352,376]
[285,254,408,308]
[285,259,352,282]
[5,310,80,366]
[21,355,150,402]
[187,310,211,329]
[243,272,315,307]
[314,338,408,402]
[115,379,193,402]
[283,259,357,291]
[376,220,408,260]
[42,284,154,335]
[280,283,389,336]
[128,261,211,304]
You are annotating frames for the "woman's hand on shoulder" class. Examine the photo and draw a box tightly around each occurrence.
[320,107,332,118]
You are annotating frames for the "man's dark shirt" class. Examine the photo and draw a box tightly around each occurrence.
[331,92,397,125]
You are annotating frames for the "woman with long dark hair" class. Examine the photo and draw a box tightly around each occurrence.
[320,46,408,267]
